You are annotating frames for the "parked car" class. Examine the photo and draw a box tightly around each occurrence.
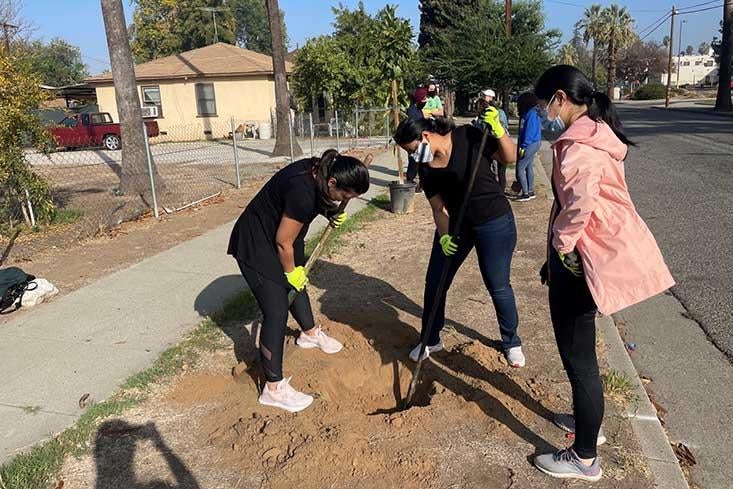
[49,112,159,151]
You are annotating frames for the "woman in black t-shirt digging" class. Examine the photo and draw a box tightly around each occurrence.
[228,150,370,413]
[393,113,525,368]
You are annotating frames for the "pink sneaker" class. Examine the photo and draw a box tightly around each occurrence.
[296,326,343,354]
[258,377,314,413]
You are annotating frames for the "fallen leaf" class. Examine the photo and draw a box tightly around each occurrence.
[78,393,90,409]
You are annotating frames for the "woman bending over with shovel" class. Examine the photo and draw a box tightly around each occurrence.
[227,150,370,413]
[393,111,526,368]
[532,65,674,481]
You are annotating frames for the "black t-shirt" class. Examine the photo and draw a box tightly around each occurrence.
[228,159,321,285]
[420,124,511,235]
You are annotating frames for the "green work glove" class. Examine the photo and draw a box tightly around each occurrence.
[329,211,347,229]
[518,147,526,159]
[482,106,506,139]
[439,234,458,257]
[558,250,583,277]
[285,266,309,292]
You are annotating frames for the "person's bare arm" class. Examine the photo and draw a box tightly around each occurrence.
[492,133,517,164]
[428,194,450,236]
[275,215,304,273]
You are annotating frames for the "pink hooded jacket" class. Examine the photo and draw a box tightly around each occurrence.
[550,116,675,316]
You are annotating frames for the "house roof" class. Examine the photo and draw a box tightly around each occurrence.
[86,43,292,84]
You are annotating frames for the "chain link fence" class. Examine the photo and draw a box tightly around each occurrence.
[1,111,391,264]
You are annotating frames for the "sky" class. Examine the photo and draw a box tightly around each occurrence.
[21,0,723,76]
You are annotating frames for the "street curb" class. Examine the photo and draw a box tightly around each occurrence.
[650,105,733,119]
[533,159,689,489]
[598,316,689,489]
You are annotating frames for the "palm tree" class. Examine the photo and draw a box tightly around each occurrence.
[557,44,579,66]
[576,4,603,88]
[265,0,302,157]
[599,5,635,98]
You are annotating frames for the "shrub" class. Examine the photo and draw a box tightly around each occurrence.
[631,83,668,100]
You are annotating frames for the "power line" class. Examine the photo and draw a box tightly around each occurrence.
[638,13,672,41]
[678,1,733,14]
[638,11,672,36]
[678,0,720,9]
[543,0,667,13]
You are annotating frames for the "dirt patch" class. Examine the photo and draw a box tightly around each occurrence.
[59,186,653,488]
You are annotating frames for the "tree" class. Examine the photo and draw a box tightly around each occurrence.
[129,0,236,63]
[685,45,694,56]
[698,42,710,56]
[617,40,666,85]
[425,0,558,106]
[0,54,55,228]
[101,0,164,199]
[576,4,604,89]
[291,3,416,112]
[598,4,634,97]
[715,0,732,111]
[662,35,670,48]
[231,0,288,55]
[266,0,301,157]
[418,0,479,49]
[557,43,579,66]
[24,38,88,86]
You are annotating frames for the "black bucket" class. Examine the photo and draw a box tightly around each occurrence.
[389,181,417,214]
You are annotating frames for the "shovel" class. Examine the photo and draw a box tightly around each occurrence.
[403,126,491,409]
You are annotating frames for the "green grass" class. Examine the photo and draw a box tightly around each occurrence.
[50,209,84,226]
[602,369,635,401]
[0,193,390,489]
[695,100,715,106]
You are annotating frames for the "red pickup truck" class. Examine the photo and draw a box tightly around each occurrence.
[50,112,159,151]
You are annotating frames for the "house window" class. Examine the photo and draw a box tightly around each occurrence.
[682,61,691,66]
[695,60,702,66]
[141,86,163,118]
[705,60,714,67]
[195,83,217,116]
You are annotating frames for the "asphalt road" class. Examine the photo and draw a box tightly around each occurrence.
[617,104,733,360]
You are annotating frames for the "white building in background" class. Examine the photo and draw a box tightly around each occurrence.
[661,49,719,87]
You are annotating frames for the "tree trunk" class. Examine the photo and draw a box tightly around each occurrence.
[100,0,164,199]
[265,0,302,157]
[607,37,616,99]
[715,0,733,111]
[591,43,597,88]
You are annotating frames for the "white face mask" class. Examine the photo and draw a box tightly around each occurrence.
[412,141,434,163]
[543,93,566,133]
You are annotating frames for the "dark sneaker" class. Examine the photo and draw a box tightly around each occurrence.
[553,413,607,445]
[534,448,602,482]
[515,194,531,202]
[528,192,536,200]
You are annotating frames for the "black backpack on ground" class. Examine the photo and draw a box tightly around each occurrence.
[0,267,36,314]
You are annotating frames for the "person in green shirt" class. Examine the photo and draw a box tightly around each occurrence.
[422,82,445,118]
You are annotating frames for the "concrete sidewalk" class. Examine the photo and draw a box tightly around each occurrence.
[0,150,401,464]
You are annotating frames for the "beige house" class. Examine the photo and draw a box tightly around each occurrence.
[86,43,293,141]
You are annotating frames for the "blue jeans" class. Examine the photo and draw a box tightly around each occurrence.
[422,212,521,349]
[517,141,541,195]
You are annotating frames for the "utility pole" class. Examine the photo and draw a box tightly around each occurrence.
[505,0,512,36]
[715,0,733,111]
[665,6,676,108]
[676,19,686,87]
[1,22,18,55]
[503,0,512,112]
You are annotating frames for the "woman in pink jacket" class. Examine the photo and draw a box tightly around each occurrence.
[532,65,675,482]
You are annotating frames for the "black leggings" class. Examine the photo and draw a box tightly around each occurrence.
[237,261,315,382]
[548,252,604,459]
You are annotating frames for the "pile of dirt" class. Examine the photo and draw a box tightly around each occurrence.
[59,192,652,489]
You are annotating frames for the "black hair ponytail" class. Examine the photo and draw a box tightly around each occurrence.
[393,116,455,145]
[313,149,370,214]
[535,65,634,147]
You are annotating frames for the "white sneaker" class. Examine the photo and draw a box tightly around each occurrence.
[296,326,343,354]
[409,342,444,362]
[258,377,314,413]
[505,346,526,368]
